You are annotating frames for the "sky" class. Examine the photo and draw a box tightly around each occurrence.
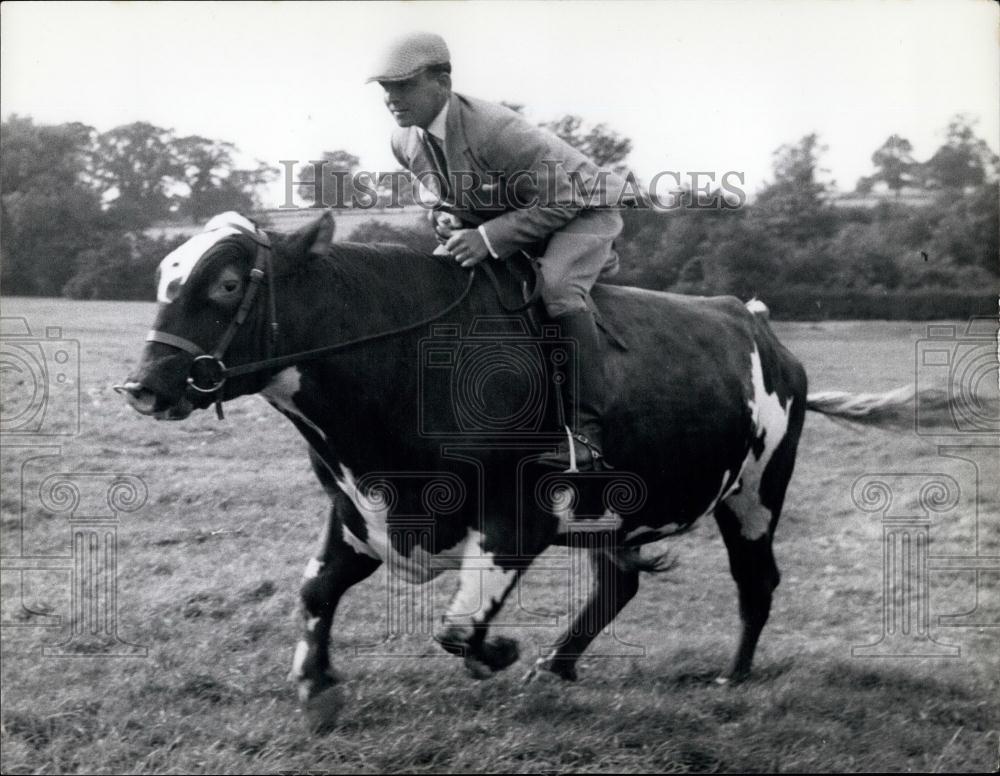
[2,0,998,207]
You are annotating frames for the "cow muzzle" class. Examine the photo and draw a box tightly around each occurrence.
[114,381,195,421]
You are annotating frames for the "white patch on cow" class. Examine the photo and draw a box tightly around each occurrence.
[291,639,308,678]
[444,530,516,627]
[341,522,380,560]
[155,212,256,303]
[261,368,328,443]
[306,617,321,632]
[333,465,466,582]
[303,558,324,579]
[745,298,769,316]
[725,345,793,540]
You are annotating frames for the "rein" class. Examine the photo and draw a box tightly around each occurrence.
[223,265,477,379]
[145,225,536,418]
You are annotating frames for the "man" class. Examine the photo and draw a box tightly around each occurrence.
[368,32,626,471]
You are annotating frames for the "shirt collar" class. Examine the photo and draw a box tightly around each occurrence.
[420,100,449,144]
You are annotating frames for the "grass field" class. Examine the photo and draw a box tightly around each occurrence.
[2,296,997,774]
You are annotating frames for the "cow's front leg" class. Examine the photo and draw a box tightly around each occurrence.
[528,545,640,682]
[293,494,380,731]
[435,530,524,678]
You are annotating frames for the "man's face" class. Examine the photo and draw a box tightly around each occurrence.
[380,70,450,128]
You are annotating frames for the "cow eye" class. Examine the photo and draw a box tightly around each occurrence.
[209,270,244,303]
[165,278,182,302]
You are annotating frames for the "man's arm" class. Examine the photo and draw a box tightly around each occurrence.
[476,118,595,258]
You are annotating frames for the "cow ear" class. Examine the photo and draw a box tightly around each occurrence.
[287,211,336,258]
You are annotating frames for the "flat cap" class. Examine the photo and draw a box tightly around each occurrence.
[366,32,450,83]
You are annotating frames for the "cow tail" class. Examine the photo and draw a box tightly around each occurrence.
[805,385,938,429]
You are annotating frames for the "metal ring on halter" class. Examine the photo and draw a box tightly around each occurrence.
[186,354,227,394]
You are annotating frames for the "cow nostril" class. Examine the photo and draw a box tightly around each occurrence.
[113,381,144,397]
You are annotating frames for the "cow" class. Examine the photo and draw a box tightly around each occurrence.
[118,211,915,731]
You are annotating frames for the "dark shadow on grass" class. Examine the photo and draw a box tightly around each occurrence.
[820,660,975,700]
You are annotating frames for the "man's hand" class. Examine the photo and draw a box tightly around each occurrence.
[445,229,490,268]
[432,211,461,245]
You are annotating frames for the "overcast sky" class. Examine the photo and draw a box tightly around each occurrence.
[2,0,997,207]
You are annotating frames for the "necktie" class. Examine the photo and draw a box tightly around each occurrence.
[422,132,451,202]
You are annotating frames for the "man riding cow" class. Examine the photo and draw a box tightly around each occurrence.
[369,31,629,471]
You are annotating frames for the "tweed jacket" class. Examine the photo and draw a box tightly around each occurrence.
[391,92,627,259]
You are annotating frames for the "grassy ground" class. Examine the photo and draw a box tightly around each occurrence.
[1,297,997,773]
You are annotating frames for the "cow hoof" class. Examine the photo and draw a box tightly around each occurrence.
[464,655,495,680]
[302,685,346,734]
[480,636,520,672]
[525,656,577,683]
[523,666,559,685]
[435,623,474,656]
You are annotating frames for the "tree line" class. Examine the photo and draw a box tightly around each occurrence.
[1,116,276,298]
[614,117,997,300]
[1,111,996,317]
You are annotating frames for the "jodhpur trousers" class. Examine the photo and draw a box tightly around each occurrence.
[536,208,623,318]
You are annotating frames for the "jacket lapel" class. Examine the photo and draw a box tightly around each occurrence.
[403,128,434,178]
[445,93,477,174]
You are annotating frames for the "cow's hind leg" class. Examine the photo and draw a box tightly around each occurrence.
[293,494,380,730]
[713,502,780,682]
[435,531,524,678]
[530,545,640,682]
[715,370,804,682]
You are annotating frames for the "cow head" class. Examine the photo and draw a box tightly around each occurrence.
[118,211,335,420]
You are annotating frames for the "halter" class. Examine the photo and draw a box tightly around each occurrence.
[145,224,278,419]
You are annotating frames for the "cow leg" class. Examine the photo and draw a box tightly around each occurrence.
[292,496,380,729]
[435,530,524,678]
[715,379,803,682]
[529,545,640,682]
[713,501,780,682]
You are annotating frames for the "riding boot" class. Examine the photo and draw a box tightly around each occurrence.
[539,309,610,472]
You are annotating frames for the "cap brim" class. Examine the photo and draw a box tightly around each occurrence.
[365,69,418,84]
[364,63,446,84]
